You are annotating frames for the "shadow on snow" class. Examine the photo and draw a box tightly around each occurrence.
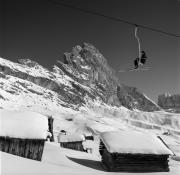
[66,156,106,172]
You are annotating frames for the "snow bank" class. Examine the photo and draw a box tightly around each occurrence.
[100,131,174,155]
[0,109,49,139]
[58,133,85,143]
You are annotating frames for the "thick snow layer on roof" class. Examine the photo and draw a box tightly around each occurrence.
[100,131,174,155]
[58,133,85,143]
[0,109,49,139]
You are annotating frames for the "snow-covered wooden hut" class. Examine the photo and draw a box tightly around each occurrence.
[0,109,49,161]
[58,132,86,152]
[99,131,174,172]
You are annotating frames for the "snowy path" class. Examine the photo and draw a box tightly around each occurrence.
[42,142,103,172]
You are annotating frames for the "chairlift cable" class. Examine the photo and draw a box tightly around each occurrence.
[48,0,180,38]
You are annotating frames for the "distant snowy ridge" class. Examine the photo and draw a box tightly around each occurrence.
[158,93,180,113]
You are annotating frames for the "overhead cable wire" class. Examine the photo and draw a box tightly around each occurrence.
[48,0,180,38]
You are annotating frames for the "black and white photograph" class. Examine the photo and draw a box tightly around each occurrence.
[0,0,180,174]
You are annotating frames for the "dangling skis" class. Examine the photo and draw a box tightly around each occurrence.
[119,67,150,73]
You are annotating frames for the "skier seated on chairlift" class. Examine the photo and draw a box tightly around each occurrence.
[134,51,147,69]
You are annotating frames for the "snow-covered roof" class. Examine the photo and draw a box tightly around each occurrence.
[0,109,49,139]
[58,133,85,143]
[100,131,174,155]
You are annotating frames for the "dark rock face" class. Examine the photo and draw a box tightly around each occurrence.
[117,86,160,111]
[61,42,160,111]
[61,43,120,107]
[158,94,180,113]
[0,43,161,111]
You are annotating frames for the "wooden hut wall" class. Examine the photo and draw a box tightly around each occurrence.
[0,137,45,161]
[85,136,94,141]
[48,117,54,142]
[99,140,106,156]
[60,141,85,152]
[101,146,169,172]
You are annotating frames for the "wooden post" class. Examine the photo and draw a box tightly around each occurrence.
[48,117,54,142]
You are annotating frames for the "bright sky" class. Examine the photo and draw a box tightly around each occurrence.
[1,0,180,102]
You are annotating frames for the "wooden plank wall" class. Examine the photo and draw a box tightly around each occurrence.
[60,141,86,152]
[48,117,54,142]
[0,137,45,161]
[100,145,170,172]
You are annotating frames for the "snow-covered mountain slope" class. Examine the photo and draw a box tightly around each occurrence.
[0,43,180,138]
[0,57,100,109]
[0,43,161,111]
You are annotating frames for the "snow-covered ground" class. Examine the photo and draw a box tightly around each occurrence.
[1,56,180,174]
[1,140,180,175]
[1,105,180,175]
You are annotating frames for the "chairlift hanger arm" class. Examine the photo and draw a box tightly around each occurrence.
[134,26,141,59]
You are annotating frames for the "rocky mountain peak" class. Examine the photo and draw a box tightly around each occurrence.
[62,43,117,85]
[58,43,160,111]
